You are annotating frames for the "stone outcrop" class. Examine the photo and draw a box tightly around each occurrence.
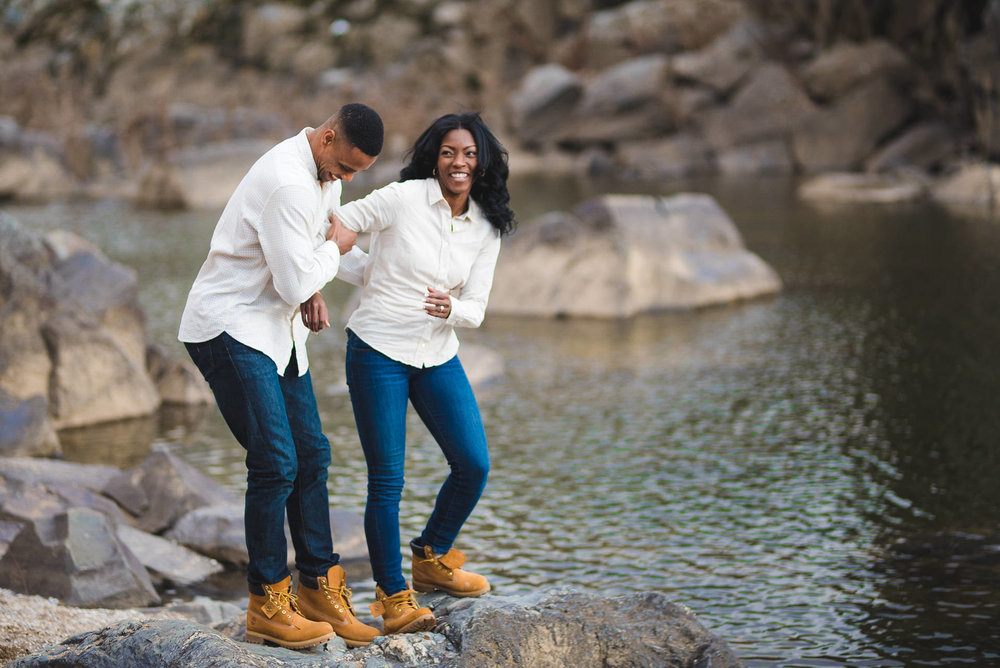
[488,193,781,318]
[0,507,160,608]
[6,589,745,667]
[930,162,1000,216]
[798,172,927,204]
[103,449,239,534]
[0,216,211,454]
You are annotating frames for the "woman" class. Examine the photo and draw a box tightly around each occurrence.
[319,112,515,635]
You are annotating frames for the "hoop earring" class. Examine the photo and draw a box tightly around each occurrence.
[432,167,438,176]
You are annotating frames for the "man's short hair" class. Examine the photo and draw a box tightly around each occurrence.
[337,103,384,157]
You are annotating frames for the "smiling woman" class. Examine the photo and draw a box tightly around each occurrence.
[310,112,516,635]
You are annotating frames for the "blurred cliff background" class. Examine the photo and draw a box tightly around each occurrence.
[1,0,998,207]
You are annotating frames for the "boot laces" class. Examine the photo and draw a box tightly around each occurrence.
[386,589,420,613]
[265,586,303,616]
[321,580,357,615]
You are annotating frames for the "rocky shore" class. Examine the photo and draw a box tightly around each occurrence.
[0,0,998,213]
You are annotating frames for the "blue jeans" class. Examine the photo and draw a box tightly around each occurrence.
[185,332,338,587]
[345,330,489,595]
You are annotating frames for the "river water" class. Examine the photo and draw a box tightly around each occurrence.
[5,174,999,666]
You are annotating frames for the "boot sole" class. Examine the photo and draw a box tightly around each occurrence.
[412,580,491,597]
[390,612,436,635]
[245,630,335,649]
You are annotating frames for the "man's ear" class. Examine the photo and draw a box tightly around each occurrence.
[324,128,337,146]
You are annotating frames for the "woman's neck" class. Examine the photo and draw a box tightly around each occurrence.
[443,190,470,218]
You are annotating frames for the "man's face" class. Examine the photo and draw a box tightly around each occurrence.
[315,130,376,183]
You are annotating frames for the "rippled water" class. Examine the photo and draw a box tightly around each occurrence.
[6,175,1000,666]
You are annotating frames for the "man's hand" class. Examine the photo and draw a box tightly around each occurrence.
[326,213,358,255]
[301,292,330,333]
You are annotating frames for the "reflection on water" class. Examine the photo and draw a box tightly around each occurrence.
[6,174,1000,666]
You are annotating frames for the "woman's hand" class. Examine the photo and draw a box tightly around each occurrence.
[326,213,358,255]
[424,287,451,319]
[301,292,330,332]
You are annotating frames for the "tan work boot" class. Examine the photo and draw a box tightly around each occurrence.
[412,545,491,597]
[296,565,380,648]
[245,575,335,649]
[369,585,435,635]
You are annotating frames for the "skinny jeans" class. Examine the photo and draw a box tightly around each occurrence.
[186,332,338,587]
[345,329,489,595]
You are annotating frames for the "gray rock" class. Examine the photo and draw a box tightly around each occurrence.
[508,64,583,146]
[798,172,927,204]
[433,588,744,667]
[6,589,745,667]
[488,193,781,318]
[164,503,249,565]
[617,134,715,180]
[0,507,159,608]
[0,456,120,494]
[702,63,818,150]
[146,343,213,405]
[165,596,245,626]
[103,449,239,534]
[0,464,130,532]
[0,393,60,457]
[672,19,769,94]
[792,76,912,173]
[0,217,161,432]
[116,523,223,586]
[799,39,912,101]
[931,162,1000,216]
[865,121,959,173]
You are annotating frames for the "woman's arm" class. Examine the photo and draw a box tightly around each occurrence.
[335,182,402,234]
[446,233,502,328]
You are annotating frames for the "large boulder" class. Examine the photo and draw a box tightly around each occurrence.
[701,63,818,150]
[0,217,162,434]
[488,193,781,318]
[799,39,912,101]
[103,449,239,535]
[115,524,223,587]
[792,76,912,173]
[0,508,159,609]
[507,64,583,147]
[671,19,769,94]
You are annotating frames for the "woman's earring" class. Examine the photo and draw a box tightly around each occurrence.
[433,167,438,176]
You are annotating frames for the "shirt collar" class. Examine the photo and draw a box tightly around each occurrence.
[426,177,483,223]
[296,128,319,181]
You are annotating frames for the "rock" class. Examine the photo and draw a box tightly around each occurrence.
[792,76,912,173]
[488,193,781,318]
[0,508,159,608]
[163,597,245,626]
[5,588,745,667]
[931,162,1000,216]
[164,503,248,565]
[799,39,912,101]
[134,163,187,210]
[672,19,769,94]
[166,503,369,569]
[242,3,309,67]
[507,64,583,147]
[866,121,960,173]
[432,588,744,667]
[0,150,75,202]
[116,524,222,587]
[0,457,120,494]
[702,63,818,150]
[717,139,795,175]
[169,140,274,210]
[0,462,130,531]
[103,449,239,534]
[0,393,60,458]
[0,217,161,430]
[146,343,213,405]
[616,134,715,180]
[798,172,927,204]
[581,0,746,68]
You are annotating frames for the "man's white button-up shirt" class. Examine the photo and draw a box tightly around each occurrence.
[178,128,342,374]
[336,178,501,368]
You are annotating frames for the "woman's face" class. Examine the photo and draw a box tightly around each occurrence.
[436,128,478,201]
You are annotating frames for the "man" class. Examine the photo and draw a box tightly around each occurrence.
[179,103,383,650]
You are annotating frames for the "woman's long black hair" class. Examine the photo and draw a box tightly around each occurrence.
[400,112,516,236]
